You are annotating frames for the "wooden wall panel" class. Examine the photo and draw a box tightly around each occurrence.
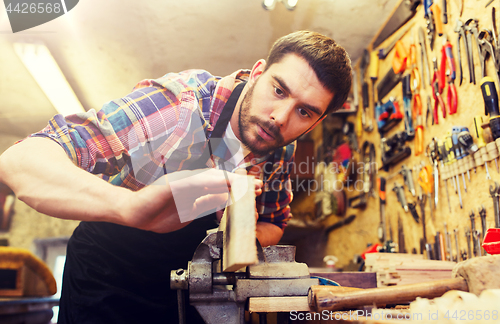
[323,0,500,267]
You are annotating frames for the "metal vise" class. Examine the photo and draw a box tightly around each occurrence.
[170,232,318,324]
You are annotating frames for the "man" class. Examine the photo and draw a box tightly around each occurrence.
[0,30,351,323]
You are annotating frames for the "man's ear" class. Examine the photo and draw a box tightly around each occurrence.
[249,59,266,85]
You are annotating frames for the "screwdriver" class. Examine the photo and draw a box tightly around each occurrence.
[446,134,463,208]
[474,115,492,179]
[452,126,470,188]
[378,177,386,243]
[458,129,478,177]
[418,163,434,220]
[437,139,456,213]
[480,77,500,140]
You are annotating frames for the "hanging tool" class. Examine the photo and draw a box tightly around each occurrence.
[465,227,472,259]
[398,214,407,253]
[416,168,429,257]
[418,27,431,88]
[441,36,458,115]
[414,93,424,155]
[381,132,412,171]
[454,229,460,261]
[418,163,435,220]
[437,139,453,211]
[442,0,448,25]
[408,202,421,224]
[446,134,463,208]
[426,96,433,126]
[491,182,500,228]
[377,21,416,60]
[393,182,409,213]
[477,29,500,88]
[454,19,469,86]
[464,19,480,84]
[401,164,417,197]
[457,0,463,16]
[474,230,483,257]
[426,138,441,210]
[348,141,375,209]
[481,77,500,140]
[432,58,446,124]
[376,98,403,134]
[354,70,363,138]
[473,115,492,179]
[369,50,379,119]
[360,49,374,133]
[402,74,415,139]
[430,3,444,37]
[424,0,436,50]
[470,209,478,257]
[452,127,469,191]
[377,39,409,101]
[478,205,487,254]
[444,223,452,261]
[372,0,421,49]
[458,129,478,178]
[378,177,387,243]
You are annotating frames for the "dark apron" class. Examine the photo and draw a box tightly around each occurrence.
[58,83,246,324]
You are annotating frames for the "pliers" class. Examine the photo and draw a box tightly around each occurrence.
[432,58,446,124]
[440,36,458,115]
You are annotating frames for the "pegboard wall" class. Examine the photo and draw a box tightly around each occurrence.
[323,0,500,268]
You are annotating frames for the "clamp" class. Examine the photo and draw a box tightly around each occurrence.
[171,233,318,324]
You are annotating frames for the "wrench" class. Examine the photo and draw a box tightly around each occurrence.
[454,229,460,261]
[469,209,478,256]
[465,227,472,259]
[490,181,500,228]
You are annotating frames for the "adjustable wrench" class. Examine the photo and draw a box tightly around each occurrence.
[454,229,460,261]
[470,209,478,257]
[465,227,472,259]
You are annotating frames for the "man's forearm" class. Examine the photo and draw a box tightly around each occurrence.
[0,137,129,223]
[256,221,284,247]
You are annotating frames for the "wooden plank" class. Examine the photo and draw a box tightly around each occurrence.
[309,272,377,289]
[222,174,257,272]
[248,297,310,313]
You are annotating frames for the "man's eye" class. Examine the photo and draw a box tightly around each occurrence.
[274,87,284,96]
[298,108,310,117]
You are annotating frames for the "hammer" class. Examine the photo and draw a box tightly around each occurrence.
[308,255,500,312]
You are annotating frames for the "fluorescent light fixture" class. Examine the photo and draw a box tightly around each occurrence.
[13,42,85,116]
[262,0,297,11]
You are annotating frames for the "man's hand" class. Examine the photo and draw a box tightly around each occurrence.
[121,169,263,233]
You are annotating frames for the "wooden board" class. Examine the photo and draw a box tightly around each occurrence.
[222,174,257,272]
[248,296,310,313]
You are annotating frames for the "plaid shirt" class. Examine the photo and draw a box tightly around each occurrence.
[31,69,294,228]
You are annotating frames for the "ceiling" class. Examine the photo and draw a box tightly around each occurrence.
[0,0,398,139]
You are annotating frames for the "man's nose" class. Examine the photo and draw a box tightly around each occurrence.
[269,100,294,127]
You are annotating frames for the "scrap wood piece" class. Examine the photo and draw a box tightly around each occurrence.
[221,174,257,272]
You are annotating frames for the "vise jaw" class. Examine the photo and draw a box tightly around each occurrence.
[170,232,318,324]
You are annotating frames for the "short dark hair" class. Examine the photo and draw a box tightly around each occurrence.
[264,31,352,114]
